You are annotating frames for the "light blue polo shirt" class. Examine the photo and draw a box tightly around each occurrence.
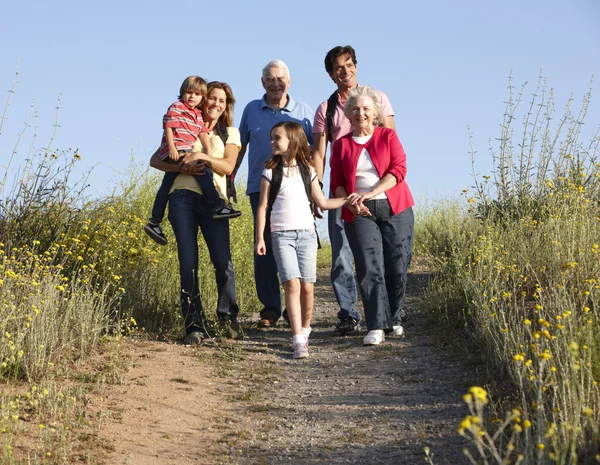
[239,95,314,195]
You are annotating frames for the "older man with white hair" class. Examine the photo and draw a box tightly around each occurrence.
[237,60,314,327]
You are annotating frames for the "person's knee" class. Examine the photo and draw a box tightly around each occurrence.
[301,282,314,293]
[284,278,301,294]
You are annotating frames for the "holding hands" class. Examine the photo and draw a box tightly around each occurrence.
[346,192,372,217]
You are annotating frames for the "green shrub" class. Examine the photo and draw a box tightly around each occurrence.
[421,75,600,463]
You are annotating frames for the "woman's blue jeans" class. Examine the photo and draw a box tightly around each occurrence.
[345,201,414,331]
[167,189,239,335]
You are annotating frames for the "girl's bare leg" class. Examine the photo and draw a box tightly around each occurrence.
[300,282,314,329]
[283,278,302,336]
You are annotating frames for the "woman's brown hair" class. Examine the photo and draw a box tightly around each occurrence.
[265,121,313,170]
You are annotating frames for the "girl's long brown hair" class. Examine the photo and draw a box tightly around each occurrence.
[266,121,313,170]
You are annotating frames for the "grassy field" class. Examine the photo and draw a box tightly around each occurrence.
[417,76,600,464]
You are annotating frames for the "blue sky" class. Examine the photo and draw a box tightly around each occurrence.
[1,0,599,207]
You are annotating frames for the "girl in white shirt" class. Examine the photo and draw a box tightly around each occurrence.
[255,121,359,359]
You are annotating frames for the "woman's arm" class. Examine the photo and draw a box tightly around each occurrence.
[359,173,398,202]
[180,143,240,176]
[254,177,271,256]
[150,150,180,172]
[334,186,371,217]
[384,130,407,185]
[150,150,206,175]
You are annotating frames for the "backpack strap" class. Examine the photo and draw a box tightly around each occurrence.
[266,162,284,224]
[215,122,229,145]
[299,163,322,249]
[297,163,314,214]
[215,123,237,203]
[325,91,338,143]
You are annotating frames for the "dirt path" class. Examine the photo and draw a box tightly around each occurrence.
[98,267,475,465]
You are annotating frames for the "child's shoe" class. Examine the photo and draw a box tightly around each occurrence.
[144,222,167,245]
[292,340,309,359]
[213,203,242,220]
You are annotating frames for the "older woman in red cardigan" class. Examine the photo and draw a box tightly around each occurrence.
[330,85,414,346]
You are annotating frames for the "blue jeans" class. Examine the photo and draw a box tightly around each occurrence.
[151,166,223,224]
[345,202,413,331]
[249,193,282,320]
[328,205,361,321]
[167,189,239,335]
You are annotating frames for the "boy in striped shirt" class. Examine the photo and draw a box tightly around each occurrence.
[145,76,240,245]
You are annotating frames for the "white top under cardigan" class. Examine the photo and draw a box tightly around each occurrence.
[261,165,318,232]
[353,134,387,200]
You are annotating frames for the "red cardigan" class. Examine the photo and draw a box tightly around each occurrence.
[330,126,414,223]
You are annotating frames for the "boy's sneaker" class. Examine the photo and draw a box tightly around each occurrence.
[144,222,167,245]
[292,341,309,359]
[336,317,359,336]
[213,203,242,220]
[363,330,385,346]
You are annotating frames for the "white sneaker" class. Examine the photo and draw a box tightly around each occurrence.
[363,330,385,345]
[390,325,404,336]
[292,341,309,359]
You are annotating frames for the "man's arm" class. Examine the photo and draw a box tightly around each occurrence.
[382,116,396,130]
[233,143,247,178]
[312,132,328,183]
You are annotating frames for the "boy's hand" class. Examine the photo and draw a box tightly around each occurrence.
[168,147,180,161]
[255,239,266,256]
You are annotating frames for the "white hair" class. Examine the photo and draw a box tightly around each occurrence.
[344,85,383,125]
[262,60,290,79]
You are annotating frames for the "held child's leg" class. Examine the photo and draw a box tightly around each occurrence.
[193,167,242,220]
[145,171,178,245]
[193,167,223,208]
[283,278,302,336]
[150,172,178,224]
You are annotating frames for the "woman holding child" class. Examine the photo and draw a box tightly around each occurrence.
[330,85,415,346]
[150,81,241,345]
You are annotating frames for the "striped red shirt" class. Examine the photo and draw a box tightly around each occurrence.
[158,100,208,159]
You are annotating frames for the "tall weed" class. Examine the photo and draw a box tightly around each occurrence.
[421,75,600,463]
